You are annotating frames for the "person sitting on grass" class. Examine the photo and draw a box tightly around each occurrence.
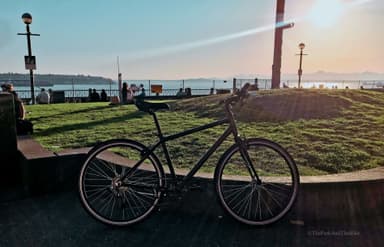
[36,88,50,104]
[100,89,108,102]
[90,89,100,102]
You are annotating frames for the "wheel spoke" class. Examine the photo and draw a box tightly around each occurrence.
[79,141,163,226]
[258,189,275,217]
[87,165,111,180]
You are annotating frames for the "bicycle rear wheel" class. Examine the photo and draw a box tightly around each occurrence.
[215,138,299,225]
[79,139,164,226]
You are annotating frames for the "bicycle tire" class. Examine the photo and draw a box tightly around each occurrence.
[215,138,299,225]
[79,139,165,226]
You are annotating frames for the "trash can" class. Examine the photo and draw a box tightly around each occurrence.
[52,91,65,103]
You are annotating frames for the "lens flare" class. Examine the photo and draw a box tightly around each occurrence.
[124,0,372,61]
[127,19,297,61]
[308,0,344,28]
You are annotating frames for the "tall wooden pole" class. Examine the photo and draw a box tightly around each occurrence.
[271,0,286,89]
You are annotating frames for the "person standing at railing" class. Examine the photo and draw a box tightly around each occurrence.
[122,82,134,104]
[136,84,145,99]
[122,82,128,104]
[48,88,53,103]
[127,87,134,103]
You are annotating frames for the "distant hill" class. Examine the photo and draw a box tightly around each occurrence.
[235,71,384,81]
[0,73,114,86]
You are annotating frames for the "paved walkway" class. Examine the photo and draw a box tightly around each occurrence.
[0,179,382,247]
[1,136,382,246]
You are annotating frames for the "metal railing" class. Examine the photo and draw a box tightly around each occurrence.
[16,88,233,102]
[284,80,384,89]
[13,78,384,103]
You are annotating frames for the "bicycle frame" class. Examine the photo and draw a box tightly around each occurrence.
[122,117,232,188]
[154,117,233,187]
[122,99,259,189]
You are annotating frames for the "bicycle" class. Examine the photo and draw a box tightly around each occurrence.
[78,84,300,226]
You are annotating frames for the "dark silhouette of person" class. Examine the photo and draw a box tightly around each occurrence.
[137,85,145,99]
[122,82,128,104]
[1,83,25,120]
[185,88,192,97]
[100,89,108,102]
[1,83,33,135]
[176,88,186,97]
[90,89,100,102]
[88,88,92,102]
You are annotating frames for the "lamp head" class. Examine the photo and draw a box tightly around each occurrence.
[22,13,32,24]
[299,43,305,50]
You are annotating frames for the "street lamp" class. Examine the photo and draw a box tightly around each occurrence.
[22,13,32,24]
[296,42,307,88]
[18,13,40,104]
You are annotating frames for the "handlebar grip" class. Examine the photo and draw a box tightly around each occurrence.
[223,83,251,105]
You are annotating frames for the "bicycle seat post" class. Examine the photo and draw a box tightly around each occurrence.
[150,111,177,180]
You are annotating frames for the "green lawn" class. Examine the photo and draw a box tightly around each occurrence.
[26,89,384,175]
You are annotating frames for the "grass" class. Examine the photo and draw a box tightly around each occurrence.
[25,89,384,175]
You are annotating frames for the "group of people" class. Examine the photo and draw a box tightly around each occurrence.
[176,87,192,97]
[122,83,145,104]
[88,83,147,104]
[88,88,108,102]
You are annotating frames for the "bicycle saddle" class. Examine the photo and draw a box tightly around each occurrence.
[135,100,170,113]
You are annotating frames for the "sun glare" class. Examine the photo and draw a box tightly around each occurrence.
[309,0,344,28]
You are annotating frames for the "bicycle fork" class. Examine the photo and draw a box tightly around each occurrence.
[236,137,262,184]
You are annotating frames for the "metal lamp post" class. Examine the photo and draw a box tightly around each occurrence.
[296,42,307,89]
[18,13,40,104]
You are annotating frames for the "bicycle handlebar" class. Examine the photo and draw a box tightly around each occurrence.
[223,83,251,123]
[224,83,250,106]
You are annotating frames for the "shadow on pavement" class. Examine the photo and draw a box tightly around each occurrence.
[0,178,382,247]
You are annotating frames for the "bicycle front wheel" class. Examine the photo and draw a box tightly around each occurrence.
[79,139,165,226]
[215,138,299,226]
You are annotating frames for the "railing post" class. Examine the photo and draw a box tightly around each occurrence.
[233,78,237,94]
[148,80,151,96]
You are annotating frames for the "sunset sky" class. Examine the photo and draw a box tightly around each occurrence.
[1,0,383,80]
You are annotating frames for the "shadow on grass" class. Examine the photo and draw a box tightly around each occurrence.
[30,105,114,121]
[33,110,147,137]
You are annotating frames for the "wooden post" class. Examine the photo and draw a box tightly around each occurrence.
[271,0,286,89]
